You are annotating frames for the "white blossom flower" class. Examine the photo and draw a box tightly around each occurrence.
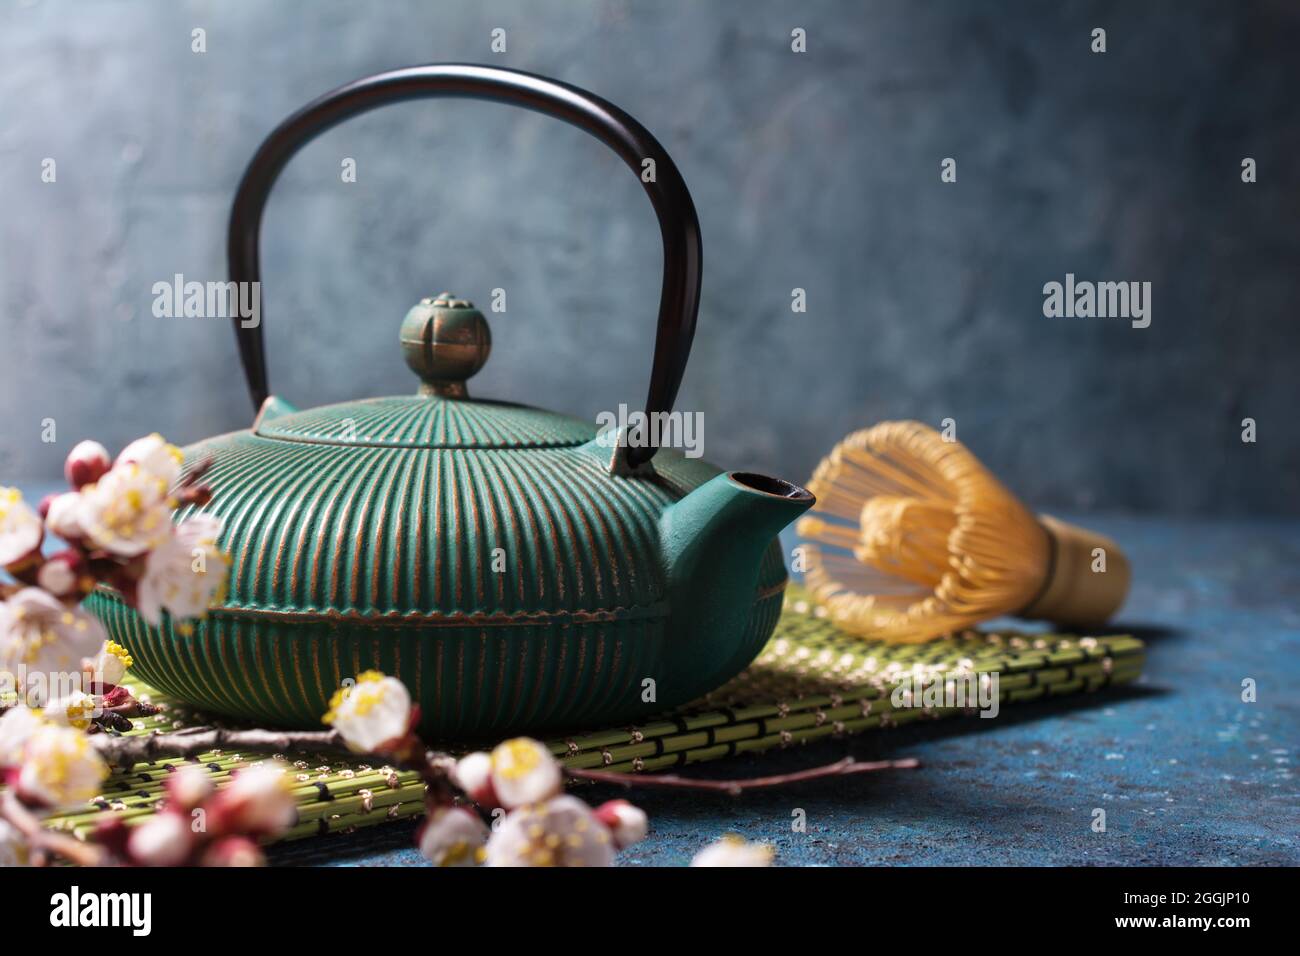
[43,492,86,542]
[489,737,563,809]
[214,762,296,835]
[64,440,111,490]
[44,690,101,730]
[323,671,412,752]
[485,794,614,867]
[0,705,47,766]
[127,812,194,866]
[17,723,108,807]
[0,819,29,867]
[0,487,42,569]
[0,588,107,705]
[418,806,489,867]
[114,434,184,487]
[690,835,775,867]
[136,514,229,626]
[594,799,649,849]
[78,463,174,558]
[88,640,133,688]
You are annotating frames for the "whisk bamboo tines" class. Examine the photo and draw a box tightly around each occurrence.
[796,421,1130,643]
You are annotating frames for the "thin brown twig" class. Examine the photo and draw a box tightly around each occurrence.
[90,726,921,796]
[1,790,105,867]
[90,726,355,766]
[566,756,920,795]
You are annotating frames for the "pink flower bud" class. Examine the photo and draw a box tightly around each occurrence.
[211,763,296,836]
[127,811,194,866]
[594,799,649,849]
[166,763,215,811]
[64,440,111,490]
[100,684,133,708]
[41,492,86,542]
[453,751,498,807]
[35,549,90,600]
[200,836,265,867]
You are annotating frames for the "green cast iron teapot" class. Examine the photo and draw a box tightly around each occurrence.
[88,65,815,739]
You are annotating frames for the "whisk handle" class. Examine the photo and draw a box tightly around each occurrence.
[1022,516,1131,625]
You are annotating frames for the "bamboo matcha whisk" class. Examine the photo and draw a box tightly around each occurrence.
[796,421,1130,643]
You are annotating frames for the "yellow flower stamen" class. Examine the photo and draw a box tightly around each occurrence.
[104,641,133,670]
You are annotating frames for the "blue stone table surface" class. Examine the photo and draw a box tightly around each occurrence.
[15,482,1294,865]
[265,513,1299,867]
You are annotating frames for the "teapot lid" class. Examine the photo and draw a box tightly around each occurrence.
[253,295,595,450]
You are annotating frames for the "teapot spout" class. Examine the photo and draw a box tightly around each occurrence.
[659,472,815,697]
[661,471,815,597]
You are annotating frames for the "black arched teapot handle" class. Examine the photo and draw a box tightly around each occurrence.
[228,63,701,470]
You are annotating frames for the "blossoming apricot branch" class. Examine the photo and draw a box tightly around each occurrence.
[0,435,227,706]
[320,672,919,866]
[324,672,642,866]
[2,673,919,867]
[59,672,916,867]
[0,435,238,864]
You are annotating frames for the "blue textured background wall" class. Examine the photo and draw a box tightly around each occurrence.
[1,0,1296,515]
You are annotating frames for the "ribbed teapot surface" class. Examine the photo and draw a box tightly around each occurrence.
[173,417,696,621]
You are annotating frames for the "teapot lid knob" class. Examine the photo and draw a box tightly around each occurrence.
[399,294,492,398]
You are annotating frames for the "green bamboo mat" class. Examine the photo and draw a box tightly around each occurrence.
[41,589,1144,845]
